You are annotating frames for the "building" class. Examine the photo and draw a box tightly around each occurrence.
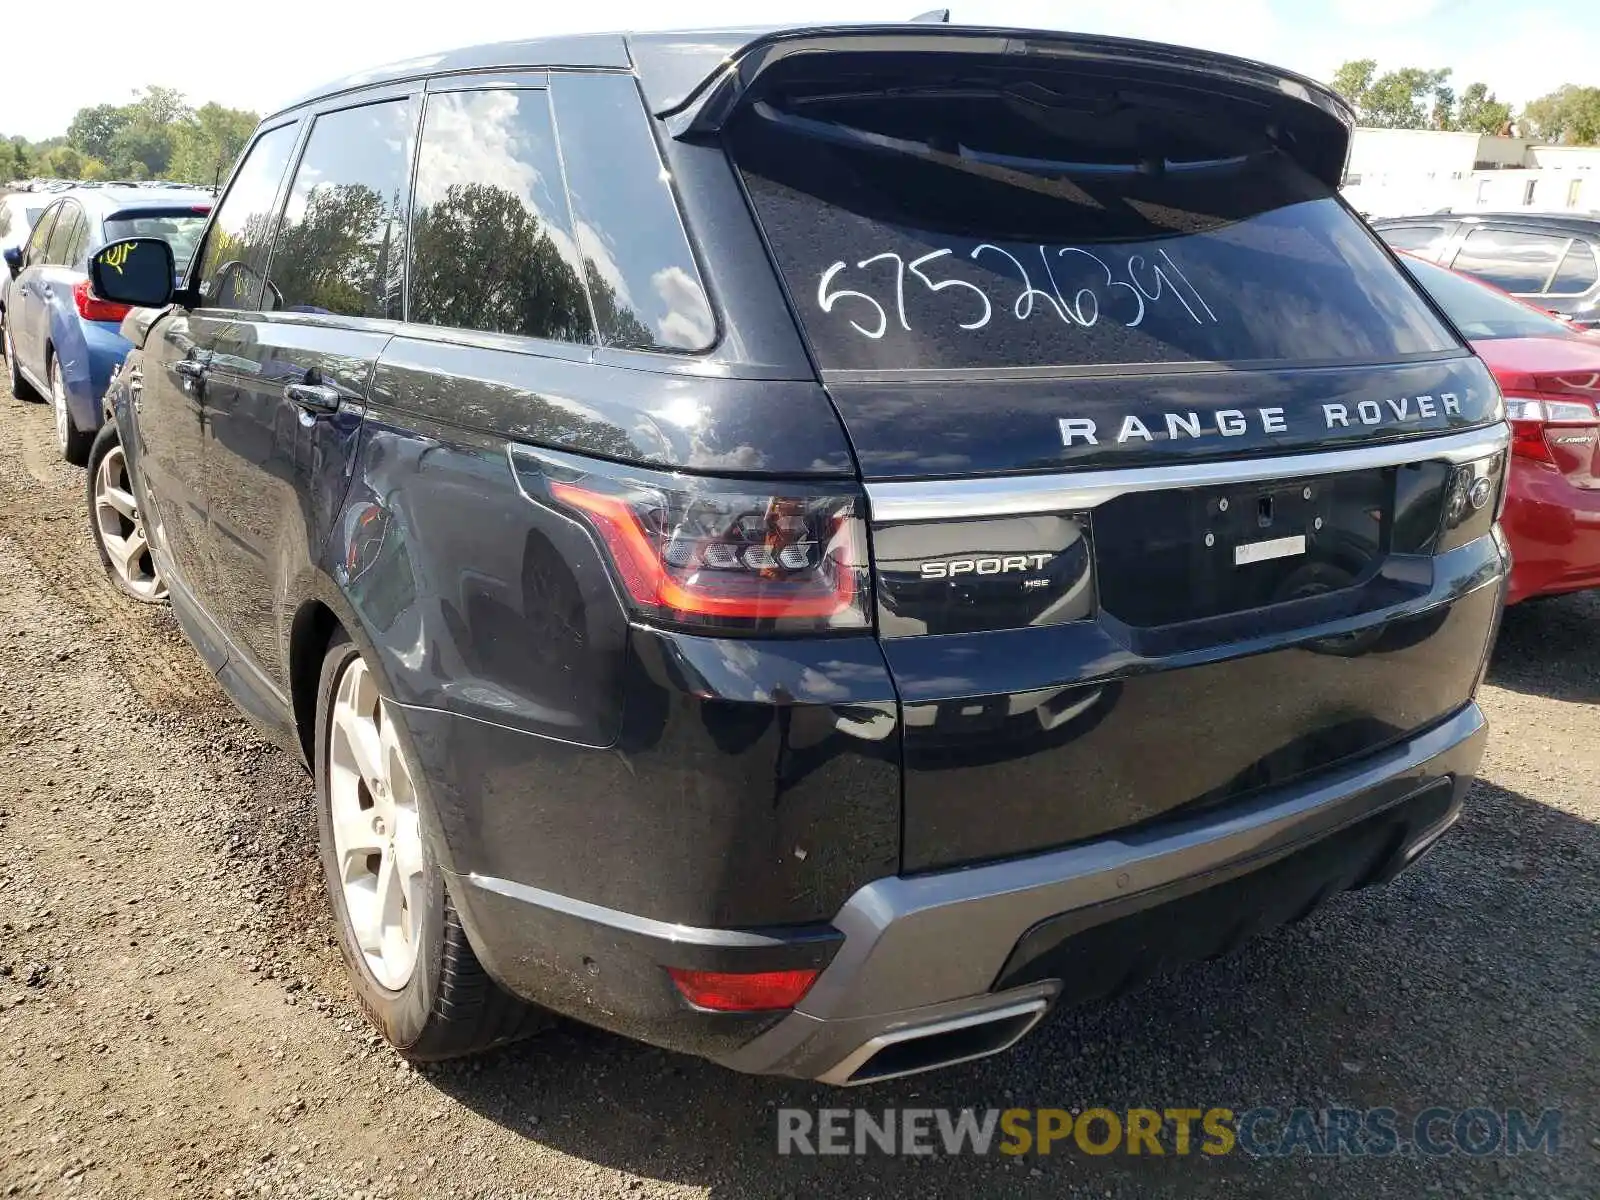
[1341,127,1600,218]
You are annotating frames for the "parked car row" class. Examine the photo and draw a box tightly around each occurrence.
[0,22,1575,1088]
[8,177,214,194]
[1373,211,1600,330]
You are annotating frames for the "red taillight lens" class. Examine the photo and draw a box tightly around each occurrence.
[510,445,870,633]
[1504,395,1599,463]
[666,967,819,1012]
[73,279,132,324]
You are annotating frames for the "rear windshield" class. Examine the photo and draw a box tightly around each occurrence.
[1401,253,1580,342]
[104,210,210,271]
[730,92,1458,373]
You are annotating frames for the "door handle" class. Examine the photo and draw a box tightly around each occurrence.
[285,382,342,414]
[174,358,206,380]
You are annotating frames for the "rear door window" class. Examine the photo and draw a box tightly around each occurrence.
[44,203,81,266]
[195,122,300,311]
[1550,241,1599,296]
[407,87,591,344]
[1378,224,1447,258]
[266,98,416,319]
[730,97,1456,372]
[24,204,58,267]
[1450,228,1567,294]
[550,73,715,352]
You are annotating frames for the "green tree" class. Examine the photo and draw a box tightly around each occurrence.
[129,86,192,127]
[1522,85,1600,145]
[1365,67,1453,129]
[107,123,173,178]
[266,182,393,316]
[1328,60,1456,130]
[169,103,258,186]
[39,145,108,180]
[0,138,31,181]
[66,104,133,162]
[1431,82,1457,130]
[410,181,594,343]
[1330,59,1376,113]
[1457,82,1514,135]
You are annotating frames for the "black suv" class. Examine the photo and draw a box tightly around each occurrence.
[1372,212,1600,329]
[86,24,1509,1084]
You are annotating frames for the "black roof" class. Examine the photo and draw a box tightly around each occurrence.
[1375,211,1600,232]
[271,23,1351,130]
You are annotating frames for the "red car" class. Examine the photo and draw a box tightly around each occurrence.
[1402,254,1600,604]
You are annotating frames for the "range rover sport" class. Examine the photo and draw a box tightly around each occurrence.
[85,23,1509,1084]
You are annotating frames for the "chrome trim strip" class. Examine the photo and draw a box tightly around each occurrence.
[459,870,797,949]
[865,425,1510,522]
[817,997,1050,1087]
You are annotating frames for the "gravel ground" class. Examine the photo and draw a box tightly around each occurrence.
[0,389,1596,1199]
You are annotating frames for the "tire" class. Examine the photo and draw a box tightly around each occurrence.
[86,423,168,604]
[313,632,547,1060]
[51,355,93,466]
[3,311,38,402]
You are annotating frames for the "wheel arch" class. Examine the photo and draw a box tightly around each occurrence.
[288,598,344,769]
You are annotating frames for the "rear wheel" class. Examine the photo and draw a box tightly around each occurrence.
[51,356,93,466]
[86,424,167,603]
[314,634,547,1060]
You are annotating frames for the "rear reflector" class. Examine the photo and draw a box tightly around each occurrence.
[667,967,819,1012]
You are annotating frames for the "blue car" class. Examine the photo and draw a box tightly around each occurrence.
[2,187,210,464]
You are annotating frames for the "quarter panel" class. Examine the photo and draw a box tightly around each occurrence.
[368,334,854,475]
[338,405,633,748]
[398,628,902,927]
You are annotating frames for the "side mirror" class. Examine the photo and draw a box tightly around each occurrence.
[2,246,20,277]
[89,238,175,308]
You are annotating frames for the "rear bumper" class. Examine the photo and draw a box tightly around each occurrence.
[61,318,128,432]
[449,700,1487,1081]
[1503,459,1600,603]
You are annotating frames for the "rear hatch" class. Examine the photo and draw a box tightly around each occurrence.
[707,29,1507,871]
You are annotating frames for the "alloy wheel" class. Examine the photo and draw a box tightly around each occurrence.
[92,443,168,601]
[327,657,426,991]
[51,361,69,453]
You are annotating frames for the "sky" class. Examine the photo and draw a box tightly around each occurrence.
[1,0,1593,141]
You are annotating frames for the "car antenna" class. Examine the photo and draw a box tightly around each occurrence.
[909,8,950,22]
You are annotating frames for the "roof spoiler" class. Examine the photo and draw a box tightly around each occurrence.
[641,25,1354,188]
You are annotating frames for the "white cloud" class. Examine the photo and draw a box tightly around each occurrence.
[651,266,715,349]
[1328,0,1445,27]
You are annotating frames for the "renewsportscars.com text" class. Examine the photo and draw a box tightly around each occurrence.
[777,1107,1562,1158]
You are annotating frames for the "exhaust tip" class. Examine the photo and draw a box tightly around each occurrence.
[821,998,1049,1086]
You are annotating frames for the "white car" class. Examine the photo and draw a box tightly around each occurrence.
[0,193,47,259]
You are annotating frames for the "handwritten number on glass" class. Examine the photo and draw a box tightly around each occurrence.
[818,244,1217,340]
[818,261,887,340]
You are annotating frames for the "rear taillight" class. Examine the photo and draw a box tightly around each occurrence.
[1504,395,1599,463]
[508,445,870,633]
[73,279,132,324]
